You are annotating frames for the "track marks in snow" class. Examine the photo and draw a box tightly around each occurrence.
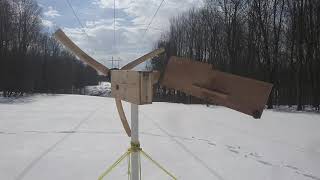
[256,160,273,166]
[226,145,240,154]
[285,165,299,170]
[4,121,319,180]
[141,112,226,180]
[14,106,102,180]
[0,130,124,135]
[228,149,240,154]
[302,173,320,180]
[0,131,16,135]
[247,152,262,158]
[182,135,320,180]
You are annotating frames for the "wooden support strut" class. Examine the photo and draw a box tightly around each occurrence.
[115,98,131,136]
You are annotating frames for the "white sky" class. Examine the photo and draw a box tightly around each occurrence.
[38,0,204,68]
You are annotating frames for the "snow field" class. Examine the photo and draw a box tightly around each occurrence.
[0,95,319,180]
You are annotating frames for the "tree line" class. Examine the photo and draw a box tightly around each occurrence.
[151,0,320,111]
[0,0,98,97]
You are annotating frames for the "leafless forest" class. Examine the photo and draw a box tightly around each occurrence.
[0,0,98,97]
[152,0,320,110]
[1,0,319,111]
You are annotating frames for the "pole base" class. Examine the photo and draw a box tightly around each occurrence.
[98,143,177,180]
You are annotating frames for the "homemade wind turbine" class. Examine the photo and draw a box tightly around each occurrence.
[54,29,272,179]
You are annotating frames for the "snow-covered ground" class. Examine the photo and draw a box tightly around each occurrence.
[0,94,319,180]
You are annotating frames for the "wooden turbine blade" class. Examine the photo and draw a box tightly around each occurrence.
[121,48,165,70]
[161,56,273,119]
[53,29,132,135]
[54,29,110,76]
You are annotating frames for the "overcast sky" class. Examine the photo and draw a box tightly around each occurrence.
[38,0,204,68]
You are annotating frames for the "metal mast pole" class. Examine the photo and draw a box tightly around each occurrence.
[131,103,140,180]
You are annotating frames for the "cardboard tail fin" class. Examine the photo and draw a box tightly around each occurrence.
[161,56,273,119]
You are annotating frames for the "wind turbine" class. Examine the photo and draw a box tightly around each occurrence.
[54,29,272,180]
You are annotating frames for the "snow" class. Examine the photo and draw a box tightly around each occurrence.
[0,94,319,180]
[85,82,111,97]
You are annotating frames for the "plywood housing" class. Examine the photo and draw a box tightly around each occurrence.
[111,70,153,105]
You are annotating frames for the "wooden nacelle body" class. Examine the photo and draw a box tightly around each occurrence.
[111,70,154,105]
